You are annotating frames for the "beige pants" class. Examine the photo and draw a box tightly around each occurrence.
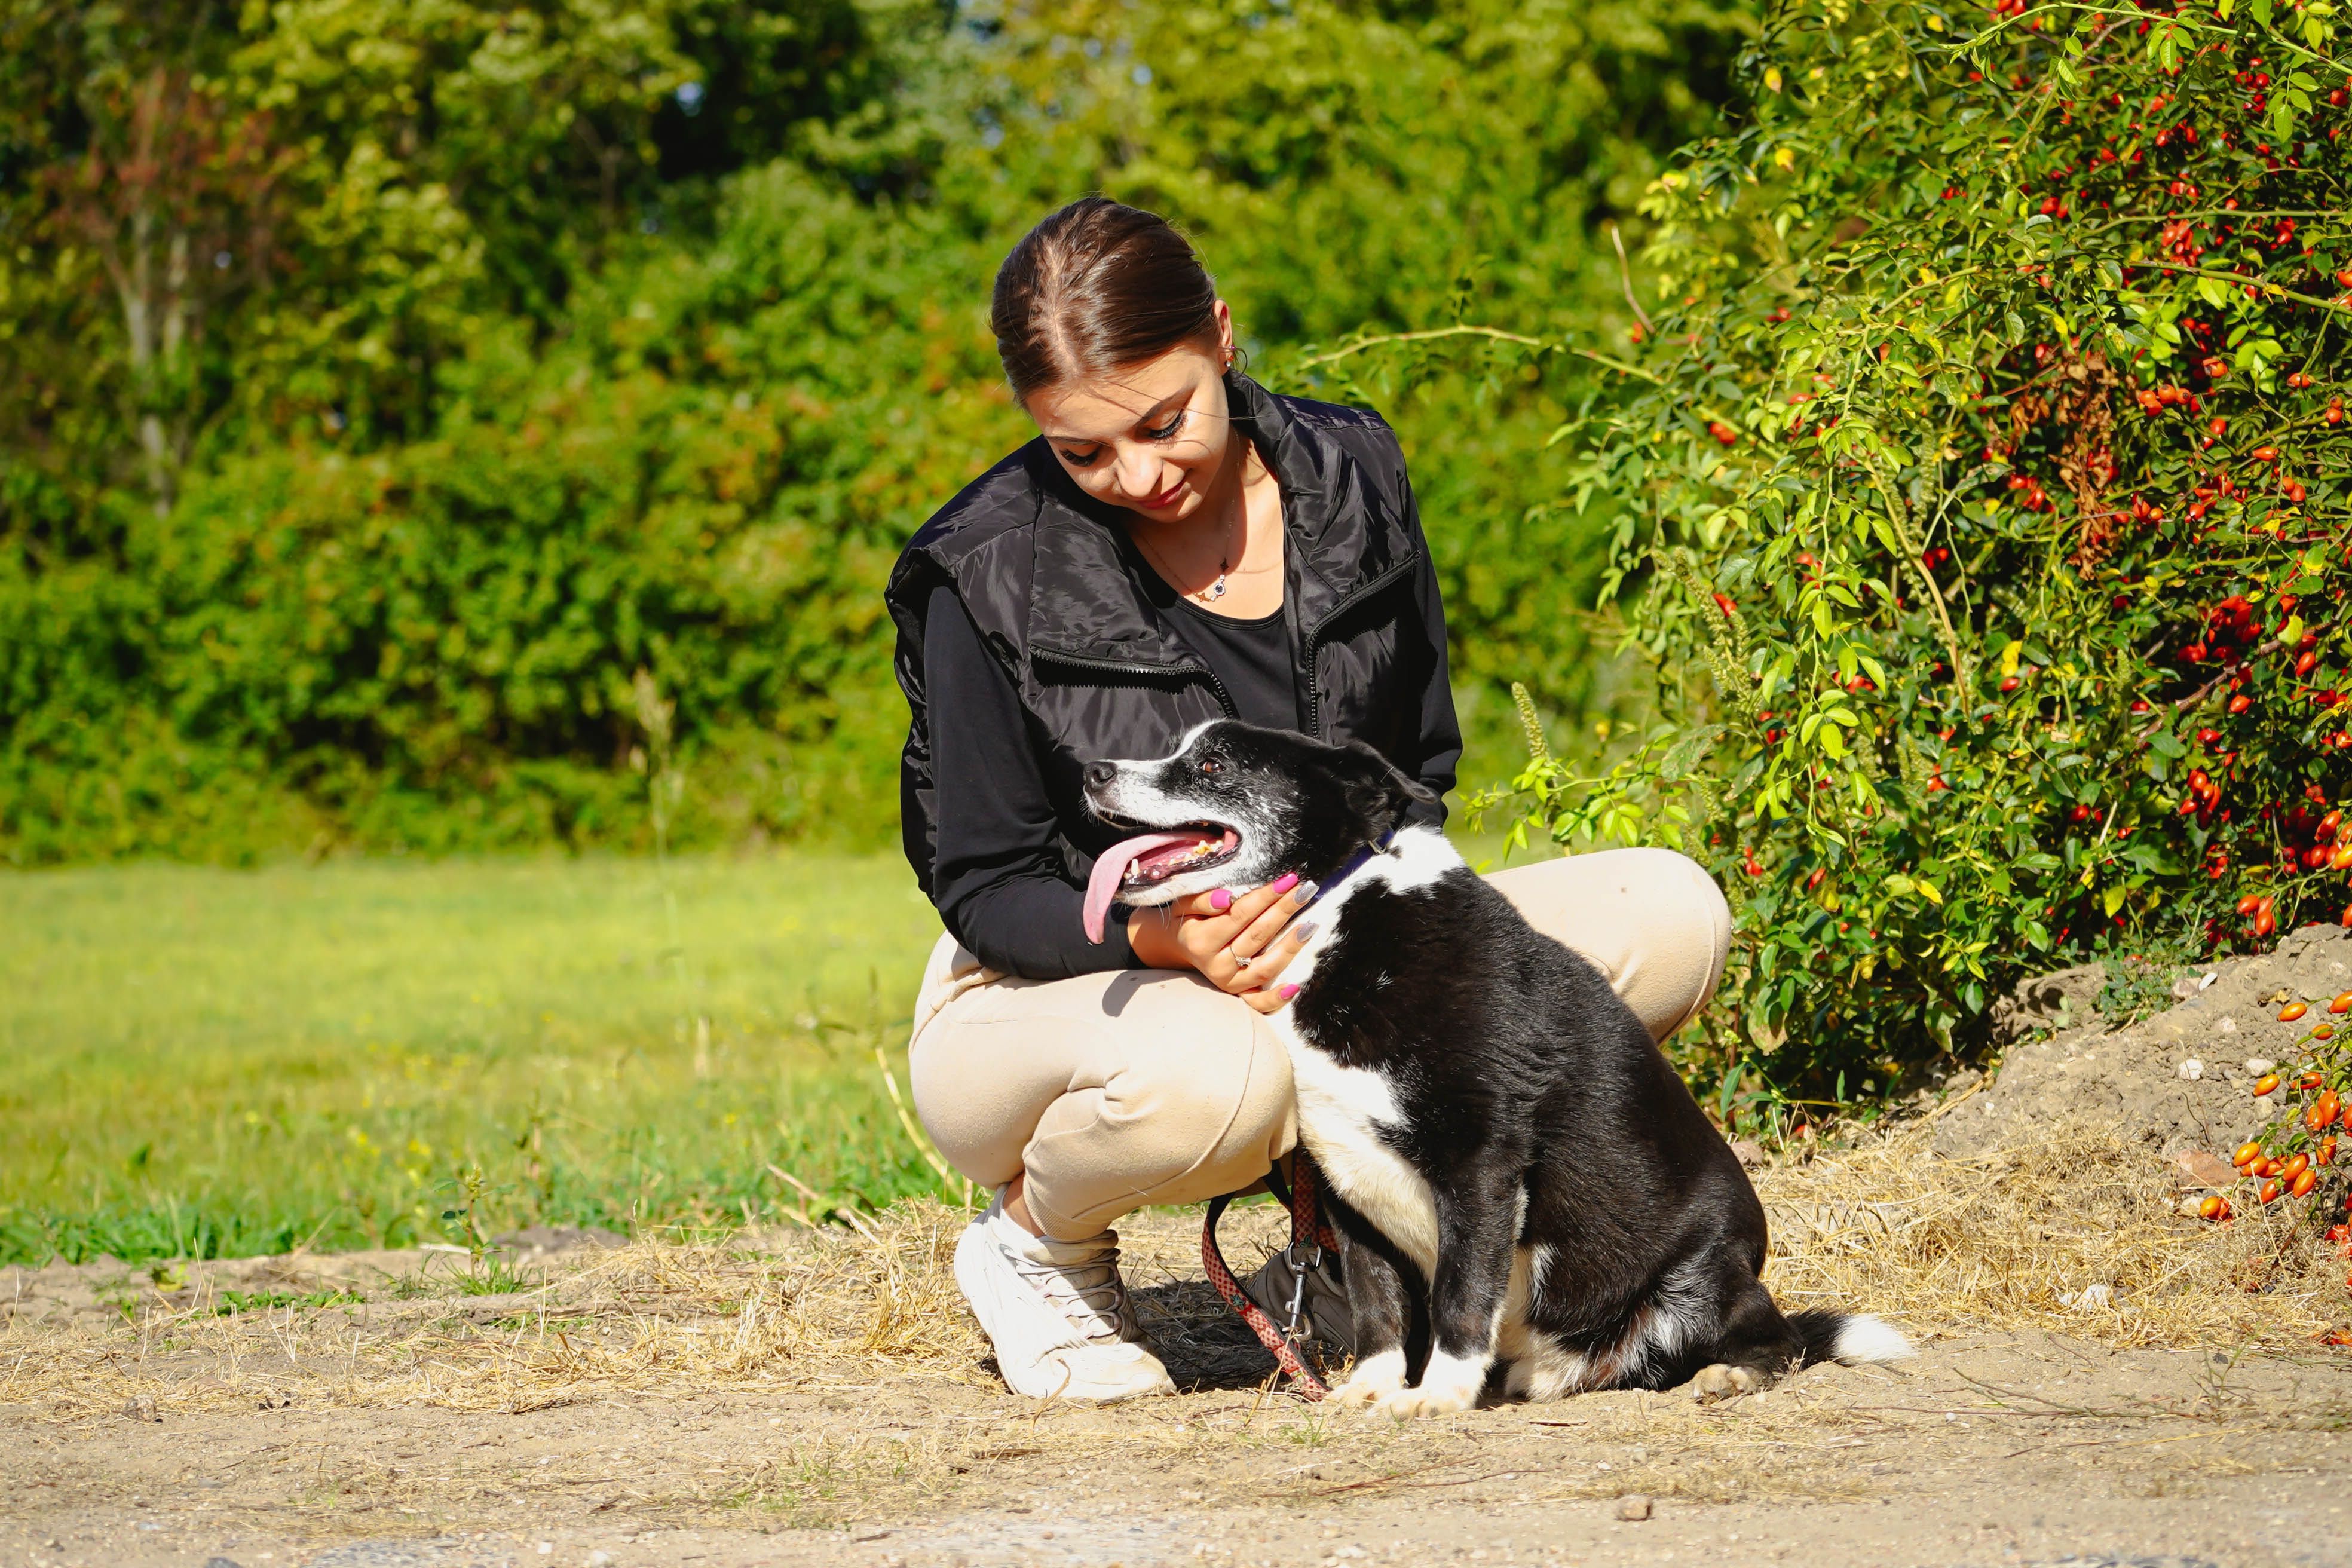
[908,847,1731,1241]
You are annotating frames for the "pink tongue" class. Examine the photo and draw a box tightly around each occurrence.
[1083,832,1203,944]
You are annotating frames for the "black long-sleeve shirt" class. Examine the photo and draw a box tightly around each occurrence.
[922,559,1462,980]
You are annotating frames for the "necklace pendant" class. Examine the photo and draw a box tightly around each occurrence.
[1205,576,1227,600]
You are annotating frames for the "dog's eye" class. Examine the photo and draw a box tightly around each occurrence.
[1199,758,1221,775]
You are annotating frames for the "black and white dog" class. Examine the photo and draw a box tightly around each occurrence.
[1082,721,1910,1417]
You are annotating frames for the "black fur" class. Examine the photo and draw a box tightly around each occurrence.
[1085,721,1903,1407]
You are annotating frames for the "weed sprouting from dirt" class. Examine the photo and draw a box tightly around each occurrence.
[2097,951,2195,1027]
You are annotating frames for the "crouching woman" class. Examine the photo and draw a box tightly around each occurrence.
[884,197,1731,1402]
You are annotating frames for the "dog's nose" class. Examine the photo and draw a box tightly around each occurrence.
[1082,761,1117,791]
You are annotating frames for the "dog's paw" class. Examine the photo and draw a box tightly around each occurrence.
[1689,1362,1766,1404]
[1373,1351,1486,1419]
[1329,1373,1402,1408]
[1328,1349,1408,1409]
[1374,1381,1479,1419]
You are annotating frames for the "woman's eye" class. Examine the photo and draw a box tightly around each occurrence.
[1145,411,1187,441]
[1061,447,1101,467]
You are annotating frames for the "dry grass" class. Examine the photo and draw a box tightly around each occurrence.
[10,1144,2351,1538]
[2,1205,994,1420]
[1756,1115,2345,1349]
[3,1117,2339,1439]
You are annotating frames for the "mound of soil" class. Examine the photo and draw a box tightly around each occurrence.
[1934,921,2352,1160]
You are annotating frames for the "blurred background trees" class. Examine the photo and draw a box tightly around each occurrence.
[0,0,1747,862]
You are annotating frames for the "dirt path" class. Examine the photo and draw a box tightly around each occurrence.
[4,1330,2348,1567]
[7,1206,2351,1568]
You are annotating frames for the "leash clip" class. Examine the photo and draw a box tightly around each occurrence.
[1282,1239,1322,1342]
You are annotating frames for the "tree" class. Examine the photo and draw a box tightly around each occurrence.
[47,66,287,514]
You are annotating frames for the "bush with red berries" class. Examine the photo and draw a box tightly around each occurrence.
[1472,0,2352,1109]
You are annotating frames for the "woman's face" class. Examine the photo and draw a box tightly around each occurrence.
[1027,300,1239,526]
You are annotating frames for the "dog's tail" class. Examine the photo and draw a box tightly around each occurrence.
[1788,1309,1915,1366]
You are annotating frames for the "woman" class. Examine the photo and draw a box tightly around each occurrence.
[885,197,1731,1403]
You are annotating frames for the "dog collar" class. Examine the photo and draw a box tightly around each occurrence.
[1304,831,1395,909]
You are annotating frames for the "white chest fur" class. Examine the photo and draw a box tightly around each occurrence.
[1276,1037,1439,1275]
[1266,826,1465,1278]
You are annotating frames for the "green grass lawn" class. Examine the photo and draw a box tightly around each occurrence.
[1,853,948,1264]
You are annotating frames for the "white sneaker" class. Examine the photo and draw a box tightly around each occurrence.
[951,1190,1176,1403]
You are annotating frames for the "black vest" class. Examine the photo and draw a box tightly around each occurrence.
[886,374,1437,896]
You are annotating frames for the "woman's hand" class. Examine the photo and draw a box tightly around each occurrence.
[1127,872,1319,1013]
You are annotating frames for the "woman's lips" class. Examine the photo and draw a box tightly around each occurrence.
[1135,481,1186,511]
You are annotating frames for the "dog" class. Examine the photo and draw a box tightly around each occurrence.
[1080,720,1912,1417]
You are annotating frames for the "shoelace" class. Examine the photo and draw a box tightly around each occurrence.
[1006,1238,1131,1344]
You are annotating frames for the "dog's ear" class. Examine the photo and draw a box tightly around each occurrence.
[1337,739,1438,835]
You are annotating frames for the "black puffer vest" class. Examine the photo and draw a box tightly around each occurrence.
[886,373,1438,896]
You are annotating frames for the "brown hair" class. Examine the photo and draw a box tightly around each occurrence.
[991,197,1224,406]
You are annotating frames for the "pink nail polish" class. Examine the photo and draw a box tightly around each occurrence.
[1279,983,1300,1000]
[1209,889,1233,912]
[1270,872,1300,895]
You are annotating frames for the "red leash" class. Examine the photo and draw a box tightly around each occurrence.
[1202,1153,1343,1401]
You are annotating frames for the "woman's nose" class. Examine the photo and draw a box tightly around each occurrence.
[1113,446,1159,498]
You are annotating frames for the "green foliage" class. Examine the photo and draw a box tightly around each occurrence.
[1474,0,2352,1110]
[0,0,1745,863]
[4,167,1004,858]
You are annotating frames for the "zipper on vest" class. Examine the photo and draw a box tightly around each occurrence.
[1300,553,1420,740]
[1030,648,1240,720]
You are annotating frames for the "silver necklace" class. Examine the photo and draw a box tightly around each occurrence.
[1200,484,1248,601]
[1141,486,1248,604]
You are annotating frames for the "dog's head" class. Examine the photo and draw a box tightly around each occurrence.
[1077,721,1436,939]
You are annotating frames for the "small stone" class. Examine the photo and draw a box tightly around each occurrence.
[2219,1017,2239,1034]
[122,1393,159,1423]
[2173,1149,2236,1187]
[2247,1058,2277,1075]
[1615,1494,1653,1521]
[1729,1140,1764,1169]
[204,1558,244,1568]
[587,1554,614,1567]
[2178,1059,2204,1080]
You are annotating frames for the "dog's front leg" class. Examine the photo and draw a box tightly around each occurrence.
[1325,1203,1413,1410]
[1378,1173,1517,1419]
